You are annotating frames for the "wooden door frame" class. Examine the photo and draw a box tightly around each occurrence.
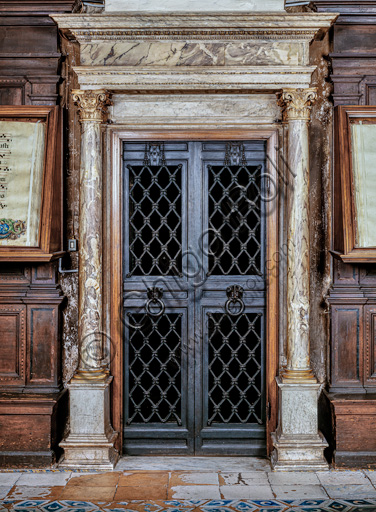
[106,128,279,455]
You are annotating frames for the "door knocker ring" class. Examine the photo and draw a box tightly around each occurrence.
[225,285,245,316]
[146,287,165,317]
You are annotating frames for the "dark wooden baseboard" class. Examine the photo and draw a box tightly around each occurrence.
[334,451,376,469]
[326,391,376,468]
[0,451,56,468]
[0,389,68,468]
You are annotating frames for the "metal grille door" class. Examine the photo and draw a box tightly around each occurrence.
[123,141,267,455]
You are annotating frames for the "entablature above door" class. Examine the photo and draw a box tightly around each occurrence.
[51,11,337,95]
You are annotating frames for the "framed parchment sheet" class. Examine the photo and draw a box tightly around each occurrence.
[0,106,63,262]
[334,106,376,263]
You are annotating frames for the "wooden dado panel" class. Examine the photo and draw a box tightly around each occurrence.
[27,306,58,385]
[0,414,51,451]
[331,306,363,391]
[0,305,26,386]
[327,394,376,468]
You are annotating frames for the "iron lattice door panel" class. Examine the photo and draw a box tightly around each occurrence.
[123,141,267,455]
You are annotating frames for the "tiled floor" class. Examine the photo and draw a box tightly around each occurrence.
[1,458,376,511]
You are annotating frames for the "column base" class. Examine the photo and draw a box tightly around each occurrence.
[271,377,329,471]
[271,431,329,471]
[59,431,118,470]
[58,374,119,470]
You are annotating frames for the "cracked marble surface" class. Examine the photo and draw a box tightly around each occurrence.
[2,459,376,507]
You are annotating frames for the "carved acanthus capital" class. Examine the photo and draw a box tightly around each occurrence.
[277,88,317,122]
[72,89,112,123]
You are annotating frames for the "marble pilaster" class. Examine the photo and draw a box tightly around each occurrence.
[271,88,328,471]
[59,89,118,470]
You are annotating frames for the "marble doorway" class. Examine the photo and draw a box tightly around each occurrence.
[52,9,337,469]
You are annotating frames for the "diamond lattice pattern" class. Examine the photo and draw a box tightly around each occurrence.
[128,164,182,276]
[207,312,263,425]
[127,313,182,425]
[208,164,262,275]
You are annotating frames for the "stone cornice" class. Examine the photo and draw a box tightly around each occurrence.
[74,65,316,91]
[51,12,338,42]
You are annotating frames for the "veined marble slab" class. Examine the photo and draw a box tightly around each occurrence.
[109,94,281,125]
[105,0,285,12]
[80,41,307,67]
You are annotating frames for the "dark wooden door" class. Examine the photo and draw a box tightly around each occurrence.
[123,141,267,455]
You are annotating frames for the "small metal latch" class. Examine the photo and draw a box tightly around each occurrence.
[68,239,77,252]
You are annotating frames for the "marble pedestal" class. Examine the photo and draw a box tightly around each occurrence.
[271,377,328,471]
[59,376,118,470]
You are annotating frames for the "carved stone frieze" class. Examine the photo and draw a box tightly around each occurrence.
[72,89,112,123]
[278,88,317,121]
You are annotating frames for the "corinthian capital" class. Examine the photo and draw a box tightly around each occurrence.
[277,88,317,122]
[72,89,112,123]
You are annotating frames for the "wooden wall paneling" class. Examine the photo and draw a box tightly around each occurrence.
[0,391,67,467]
[0,305,26,387]
[330,303,365,391]
[332,260,359,286]
[330,395,376,468]
[313,0,376,467]
[26,306,59,388]
[0,0,74,467]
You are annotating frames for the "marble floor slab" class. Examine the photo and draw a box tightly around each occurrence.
[1,459,376,511]
[115,457,271,472]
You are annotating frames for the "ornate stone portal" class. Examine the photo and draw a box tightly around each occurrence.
[52,9,337,469]
[59,89,118,469]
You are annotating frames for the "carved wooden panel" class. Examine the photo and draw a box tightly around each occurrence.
[333,259,359,286]
[0,304,26,385]
[27,306,58,386]
[330,306,364,391]
[359,76,376,106]
[0,78,30,105]
[0,263,30,284]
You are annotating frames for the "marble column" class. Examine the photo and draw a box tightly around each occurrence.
[59,89,118,469]
[271,88,328,471]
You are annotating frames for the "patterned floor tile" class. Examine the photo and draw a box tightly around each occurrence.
[58,501,101,510]
[2,498,376,512]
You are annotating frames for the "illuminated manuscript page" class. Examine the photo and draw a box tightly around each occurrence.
[0,120,46,247]
[351,123,376,248]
